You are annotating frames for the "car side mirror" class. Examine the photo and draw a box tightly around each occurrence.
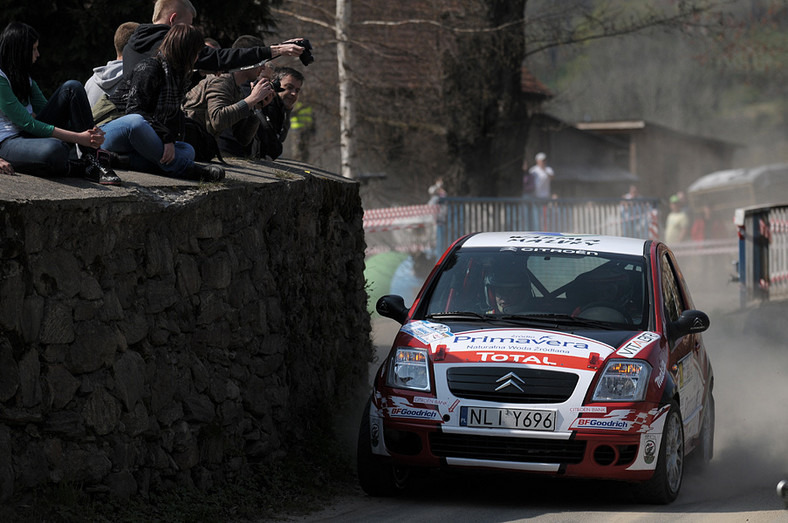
[376,294,409,324]
[669,309,710,342]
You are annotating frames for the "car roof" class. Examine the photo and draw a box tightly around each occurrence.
[459,232,648,257]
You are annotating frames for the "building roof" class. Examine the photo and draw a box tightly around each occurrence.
[521,67,553,98]
[575,119,741,148]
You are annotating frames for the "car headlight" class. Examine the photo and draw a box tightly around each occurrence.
[592,360,651,401]
[386,347,430,391]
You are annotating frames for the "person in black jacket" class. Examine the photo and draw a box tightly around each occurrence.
[122,0,305,83]
[99,24,223,181]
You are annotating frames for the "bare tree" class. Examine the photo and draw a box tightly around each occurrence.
[336,0,356,179]
[270,0,754,202]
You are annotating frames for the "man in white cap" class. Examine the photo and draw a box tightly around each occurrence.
[528,152,555,199]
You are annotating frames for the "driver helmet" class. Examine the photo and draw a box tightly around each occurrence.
[484,265,531,313]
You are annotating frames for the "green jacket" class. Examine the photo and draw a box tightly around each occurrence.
[0,72,53,142]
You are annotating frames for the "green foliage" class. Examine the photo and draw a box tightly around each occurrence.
[0,0,282,95]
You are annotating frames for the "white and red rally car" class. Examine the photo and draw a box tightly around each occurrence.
[358,232,714,504]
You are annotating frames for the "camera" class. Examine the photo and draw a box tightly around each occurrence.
[294,39,314,66]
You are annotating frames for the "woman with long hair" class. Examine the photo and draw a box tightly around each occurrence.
[100,24,224,181]
[0,22,120,184]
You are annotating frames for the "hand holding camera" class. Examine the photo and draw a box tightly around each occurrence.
[271,38,314,66]
[247,78,275,108]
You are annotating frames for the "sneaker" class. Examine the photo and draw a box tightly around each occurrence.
[84,153,123,186]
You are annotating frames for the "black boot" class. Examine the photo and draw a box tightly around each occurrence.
[97,149,130,170]
[84,151,122,186]
[185,162,225,182]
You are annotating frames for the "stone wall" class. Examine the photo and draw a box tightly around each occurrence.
[0,160,372,500]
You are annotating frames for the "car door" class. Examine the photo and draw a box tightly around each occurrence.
[659,249,704,440]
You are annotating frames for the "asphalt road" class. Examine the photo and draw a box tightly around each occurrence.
[289,255,788,522]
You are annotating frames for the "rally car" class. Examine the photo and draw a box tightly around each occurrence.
[358,232,714,504]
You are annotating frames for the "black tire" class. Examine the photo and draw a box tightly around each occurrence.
[695,390,715,467]
[636,401,684,504]
[357,397,409,496]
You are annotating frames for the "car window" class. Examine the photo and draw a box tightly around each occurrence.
[422,247,647,328]
[528,256,607,296]
[660,252,684,322]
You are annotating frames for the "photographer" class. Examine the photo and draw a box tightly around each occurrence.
[244,66,305,160]
[182,35,276,160]
[122,0,307,83]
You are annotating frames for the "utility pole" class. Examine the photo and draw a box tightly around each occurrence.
[336,0,355,179]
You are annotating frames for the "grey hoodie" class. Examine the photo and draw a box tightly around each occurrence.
[85,59,124,107]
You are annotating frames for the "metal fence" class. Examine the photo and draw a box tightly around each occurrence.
[734,204,788,307]
[435,197,659,255]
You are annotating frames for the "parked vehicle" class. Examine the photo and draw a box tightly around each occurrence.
[359,232,714,504]
[687,163,788,237]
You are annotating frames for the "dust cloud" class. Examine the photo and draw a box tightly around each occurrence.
[678,252,788,504]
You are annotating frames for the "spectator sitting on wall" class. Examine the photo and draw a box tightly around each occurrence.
[122,0,305,83]
[0,22,121,185]
[85,21,139,107]
[99,24,224,182]
[182,35,276,161]
[219,66,304,160]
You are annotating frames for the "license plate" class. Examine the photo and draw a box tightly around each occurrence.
[460,406,556,431]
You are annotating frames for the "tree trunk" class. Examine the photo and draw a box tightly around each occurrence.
[443,0,528,197]
[336,0,355,179]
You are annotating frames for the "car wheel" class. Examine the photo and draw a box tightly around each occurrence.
[357,397,408,496]
[637,401,684,504]
[697,390,715,466]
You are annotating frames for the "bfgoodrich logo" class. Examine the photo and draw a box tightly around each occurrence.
[390,407,439,420]
[573,418,630,430]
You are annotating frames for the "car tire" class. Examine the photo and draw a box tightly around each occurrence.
[357,397,409,496]
[696,390,715,466]
[636,401,684,504]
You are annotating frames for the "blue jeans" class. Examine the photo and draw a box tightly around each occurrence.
[0,79,93,177]
[36,79,95,132]
[100,114,194,177]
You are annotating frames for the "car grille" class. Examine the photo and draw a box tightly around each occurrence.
[430,432,586,464]
[446,367,579,403]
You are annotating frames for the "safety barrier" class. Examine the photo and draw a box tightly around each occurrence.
[668,238,738,257]
[362,204,439,233]
[735,204,788,306]
[362,197,660,257]
[436,197,659,255]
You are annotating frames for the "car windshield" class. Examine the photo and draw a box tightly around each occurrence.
[420,247,649,329]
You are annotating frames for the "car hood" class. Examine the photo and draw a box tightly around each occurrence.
[400,320,659,370]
